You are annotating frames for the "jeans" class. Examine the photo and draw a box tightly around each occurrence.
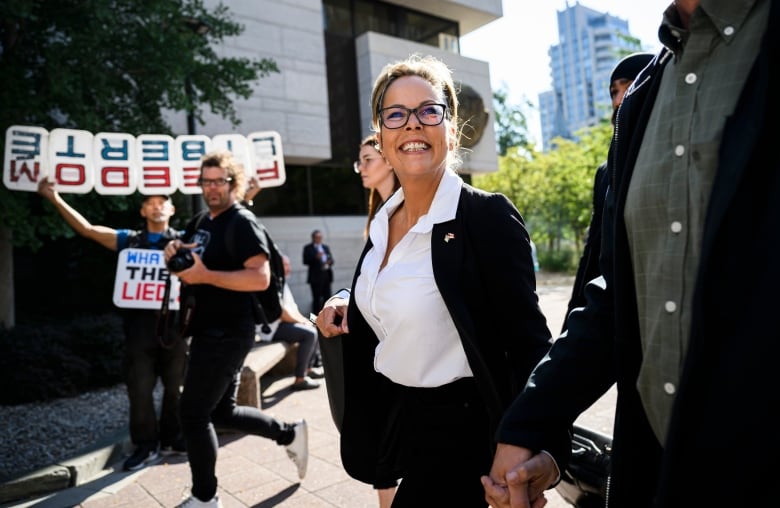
[274,322,317,378]
[180,329,292,501]
[122,310,187,447]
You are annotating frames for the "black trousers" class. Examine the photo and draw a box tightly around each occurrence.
[122,309,187,447]
[309,277,332,314]
[391,377,492,507]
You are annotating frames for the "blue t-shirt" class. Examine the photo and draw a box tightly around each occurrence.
[117,230,167,250]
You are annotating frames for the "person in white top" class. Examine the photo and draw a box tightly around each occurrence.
[315,53,552,507]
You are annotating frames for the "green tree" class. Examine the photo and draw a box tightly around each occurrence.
[474,121,612,271]
[492,84,533,156]
[0,0,279,327]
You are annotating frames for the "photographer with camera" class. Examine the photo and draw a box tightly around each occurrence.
[37,178,187,471]
[164,150,307,508]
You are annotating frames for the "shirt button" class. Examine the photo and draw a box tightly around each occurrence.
[674,145,685,157]
[665,301,677,313]
[724,26,735,36]
[685,73,697,84]
[664,382,676,395]
[670,221,682,233]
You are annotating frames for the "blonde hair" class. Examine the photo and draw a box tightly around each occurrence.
[199,150,247,199]
[370,54,462,169]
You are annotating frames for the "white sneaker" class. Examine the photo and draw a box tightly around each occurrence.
[175,494,223,508]
[285,419,309,479]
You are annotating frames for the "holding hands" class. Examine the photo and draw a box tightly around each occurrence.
[482,444,559,508]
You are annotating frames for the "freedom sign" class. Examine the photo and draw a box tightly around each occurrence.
[113,248,181,310]
[3,125,286,195]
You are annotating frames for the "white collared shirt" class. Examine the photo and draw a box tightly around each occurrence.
[354,168,473,387]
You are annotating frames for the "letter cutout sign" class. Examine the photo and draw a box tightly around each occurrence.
[4,126,286,194]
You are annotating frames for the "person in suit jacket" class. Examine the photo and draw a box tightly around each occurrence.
[302,229,334,314]
[315,54,552,507]
[483,1,778,507]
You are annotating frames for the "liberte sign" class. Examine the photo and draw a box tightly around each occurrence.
[3,125,286,195]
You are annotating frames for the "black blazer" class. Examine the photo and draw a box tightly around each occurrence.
[302,242,333,284]
[499,2,780,506]
[337,183,552,486]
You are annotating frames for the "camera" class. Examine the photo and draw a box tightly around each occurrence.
[167,248,195,272]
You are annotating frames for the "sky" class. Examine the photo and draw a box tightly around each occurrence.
[459,0,669,146]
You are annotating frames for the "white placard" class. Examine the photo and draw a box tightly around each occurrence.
[93,132,137,195]
[3,125,49,192]
[174,135,211,195]
[47,128,95,194]
[212,134,254,183]
[247,130,286,187]
[113,248,180,310]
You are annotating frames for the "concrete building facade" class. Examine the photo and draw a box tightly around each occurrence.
[168,0,503,310]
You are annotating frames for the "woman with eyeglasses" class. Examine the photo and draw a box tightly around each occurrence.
[315,54,551,507]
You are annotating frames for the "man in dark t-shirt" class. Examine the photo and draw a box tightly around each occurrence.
[163,151,308,508]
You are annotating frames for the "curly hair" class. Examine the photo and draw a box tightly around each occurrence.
[199,150,247,199]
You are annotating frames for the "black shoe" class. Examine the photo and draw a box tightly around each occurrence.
[123,443,160,471]
[310,353,323,368]
[291,377,320,391]
[160,435,187,456]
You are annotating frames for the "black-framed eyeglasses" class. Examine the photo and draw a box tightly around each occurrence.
[197,177,233,187]
[378,103,447,129]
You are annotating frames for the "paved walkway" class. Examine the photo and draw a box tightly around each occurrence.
[7,274,616,508]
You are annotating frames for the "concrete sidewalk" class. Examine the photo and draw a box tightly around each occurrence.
[2,274,614,508]
[6,374,383,508]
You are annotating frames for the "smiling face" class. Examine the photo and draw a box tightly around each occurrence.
[377,75,451,180]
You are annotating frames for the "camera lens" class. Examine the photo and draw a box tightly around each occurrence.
[167,248,194,272]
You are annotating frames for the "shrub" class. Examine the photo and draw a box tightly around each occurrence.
[0,314,124,405]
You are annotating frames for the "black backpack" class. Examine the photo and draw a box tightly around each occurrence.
[126,227,181,249]
[194,205,285,332]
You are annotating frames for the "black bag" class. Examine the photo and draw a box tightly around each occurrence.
[228,206,284,329]
[554,424,612,508]
[199,205,285,332]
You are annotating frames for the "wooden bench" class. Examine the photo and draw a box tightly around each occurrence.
[236,339,297,408]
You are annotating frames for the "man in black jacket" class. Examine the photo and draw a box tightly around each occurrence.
[484,0,779,506]
[302,229,333,314]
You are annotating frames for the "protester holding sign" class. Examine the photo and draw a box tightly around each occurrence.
[37,177,187,471]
